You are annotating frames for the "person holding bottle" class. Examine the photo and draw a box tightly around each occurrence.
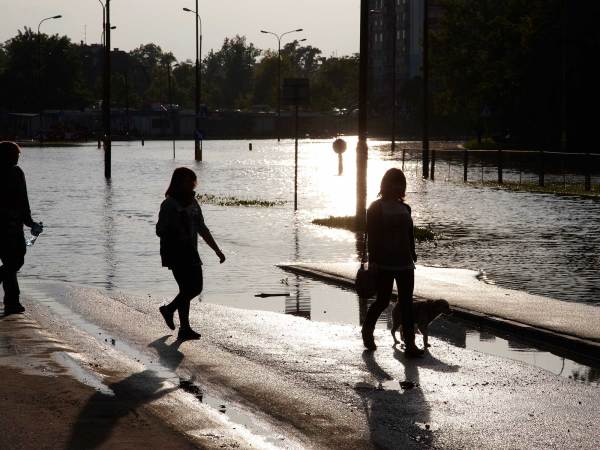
[156,167,225,340]
[0,142,43,316]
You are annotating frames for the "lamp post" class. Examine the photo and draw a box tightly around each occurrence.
[37,14,62,144]
[183,4,203,161]
[422,0,430,179]
[356,0,369,226]
[103,0,112,179]
[98,1,105,45]
[260,28,303,142]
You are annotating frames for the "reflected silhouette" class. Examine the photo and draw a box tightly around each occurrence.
[103,179,116,291]
[357,350,433,448]
[285,274,311,319]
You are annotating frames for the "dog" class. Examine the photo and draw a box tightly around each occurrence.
[391,299,451,348]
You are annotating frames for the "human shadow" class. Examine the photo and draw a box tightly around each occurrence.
[67,336,184,450]
[356,350,434,449]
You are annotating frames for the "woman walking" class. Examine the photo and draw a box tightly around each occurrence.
[156,167,225,340]
[0,142,43,315]
[361,168,424,356]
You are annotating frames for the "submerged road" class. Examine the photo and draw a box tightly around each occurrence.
[10,279,600,449]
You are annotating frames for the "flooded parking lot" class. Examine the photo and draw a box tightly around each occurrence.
[19,139,600,308]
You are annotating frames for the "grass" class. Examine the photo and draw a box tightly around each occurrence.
[467,180,600,198]
[312,216,436,242]
[197,193,286,207]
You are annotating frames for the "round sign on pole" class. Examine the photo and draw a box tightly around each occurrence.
[333,138,347,154]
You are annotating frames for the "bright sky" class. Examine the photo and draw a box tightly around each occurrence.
[0,0,360,60]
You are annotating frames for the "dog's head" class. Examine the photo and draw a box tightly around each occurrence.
[433,299,451,316]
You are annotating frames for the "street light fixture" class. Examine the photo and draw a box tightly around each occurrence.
[37,14,63,144]
[260,28,304,142]
[183,4,203,161]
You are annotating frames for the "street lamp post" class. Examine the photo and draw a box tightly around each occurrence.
[37,14,62,144]
[98,1,105,45]
[422,0,430,179]
[356,0,369,226]
[260,28,303,142]
[183,4,203,161]
[103,0,112,179]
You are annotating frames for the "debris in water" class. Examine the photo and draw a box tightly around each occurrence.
[254,293,291,298]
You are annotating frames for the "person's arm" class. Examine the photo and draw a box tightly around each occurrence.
[16,167,39,231]
[406,203,417,263]
[196,206,225,263]
[199,227,225,263]
[367,201,381,266]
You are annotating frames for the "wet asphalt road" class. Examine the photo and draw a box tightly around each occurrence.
[19,280,600,449]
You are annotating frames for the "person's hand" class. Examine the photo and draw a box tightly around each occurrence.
[31,222,43,236]
[216,250,226,264]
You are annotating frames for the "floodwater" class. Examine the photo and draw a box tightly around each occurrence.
[20,139,600,306]
[16,139,600,383]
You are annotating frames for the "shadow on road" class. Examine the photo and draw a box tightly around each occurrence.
[66,336,184,450]
[357,348,459,449]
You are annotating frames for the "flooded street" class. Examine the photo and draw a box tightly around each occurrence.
[20,138,600,310]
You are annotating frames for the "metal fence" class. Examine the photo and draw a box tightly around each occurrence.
[395,148,600,191]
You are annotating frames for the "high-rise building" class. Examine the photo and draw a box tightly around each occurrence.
[369,0,443,114]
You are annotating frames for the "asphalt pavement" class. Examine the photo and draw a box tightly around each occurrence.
[7,279,599,449]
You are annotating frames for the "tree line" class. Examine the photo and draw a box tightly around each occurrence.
[0,29,358,114]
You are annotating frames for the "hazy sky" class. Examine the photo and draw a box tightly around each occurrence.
[0,0,360,60]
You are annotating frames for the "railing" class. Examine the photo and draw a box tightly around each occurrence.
[394,147,600,192]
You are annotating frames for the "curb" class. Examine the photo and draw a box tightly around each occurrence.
[277,264,600,361]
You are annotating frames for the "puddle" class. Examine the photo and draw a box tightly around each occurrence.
[279,276,600,385]
[23,286,292,447]
[428,317,600,385]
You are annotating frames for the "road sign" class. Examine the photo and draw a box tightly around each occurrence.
[283,78,310,106]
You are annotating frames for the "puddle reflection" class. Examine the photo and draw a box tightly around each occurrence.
[281,277,599,385]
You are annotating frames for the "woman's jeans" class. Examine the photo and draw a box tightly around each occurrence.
[168,264,203,329]
[362,269,416,345]
[0,234,26,308]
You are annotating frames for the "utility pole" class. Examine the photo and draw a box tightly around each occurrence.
[184,4,203,160]
[356,0,369,226]
[391,0,397,153]
[261,29,304,143]
[422,0,430,179]
[103,0,112,179]
[194,0,202,161]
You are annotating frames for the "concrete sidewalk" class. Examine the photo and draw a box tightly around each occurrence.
[278,262,600,356]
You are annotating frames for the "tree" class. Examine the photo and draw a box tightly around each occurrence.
[311,55,359,111]
[202,35,261,109]
[430,0,565,146]
[0,28,91,111]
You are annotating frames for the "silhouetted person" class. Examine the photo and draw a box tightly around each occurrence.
[156,167,225,340]
[0,142,43,316]
[361,168,424,357]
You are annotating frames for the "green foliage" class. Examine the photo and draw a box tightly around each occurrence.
[0,28,91,111]
[202,36,261,109]
[469,181,600,198]
[197,193,285,207]
[463,138,502,150]
[430,0,564,144]
[0,29,358,113]
[312,216,436,242]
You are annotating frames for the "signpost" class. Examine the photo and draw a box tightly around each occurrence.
[283,78,309,211]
